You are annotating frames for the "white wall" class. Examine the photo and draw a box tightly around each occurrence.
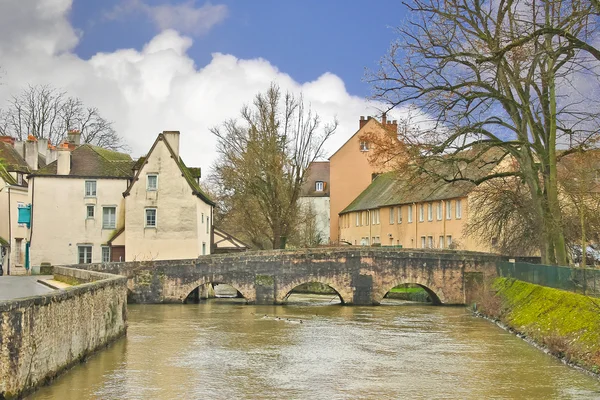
[0,183,29,274]
[299,196,330,244]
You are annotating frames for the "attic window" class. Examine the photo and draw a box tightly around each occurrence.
[360,141,369,152]
[315,181,324,192]
[16,173,23,186]
[147,174,158,191]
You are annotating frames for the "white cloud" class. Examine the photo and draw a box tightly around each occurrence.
[0,0,394,173]
[105,0,228,36]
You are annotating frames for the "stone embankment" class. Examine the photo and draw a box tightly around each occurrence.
[478,278,600,375]
[0,267,128,399]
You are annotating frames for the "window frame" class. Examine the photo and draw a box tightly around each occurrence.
[397,206,402,224]
[421,236,426,248]
[446,235,453,247]
[145,207,157,228]
[85,180,97,197]
[78,245,92,264]
[147,174,158,191]
[446,200,452,220]
[315,181,324,192]
[407,205,413,223]
[16,173,23,186]
[102,206,116,229]
[437,201,443,221]
[419,204,424,222]
[101,246,111,263]
[456,199,462,219]
[439,236,445,249]
[86,205,95,219]
[389,207,394,224]
[427,203,433,221]
[359,141,369,152]
[427,236,433,248]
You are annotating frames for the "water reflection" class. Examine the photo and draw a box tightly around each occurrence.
[29,297,600,400]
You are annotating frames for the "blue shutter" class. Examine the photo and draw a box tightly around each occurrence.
[17,204,31,228]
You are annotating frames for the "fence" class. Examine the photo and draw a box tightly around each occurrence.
[496,261,600,297]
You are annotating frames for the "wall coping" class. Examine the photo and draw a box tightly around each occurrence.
[0,267,127,313]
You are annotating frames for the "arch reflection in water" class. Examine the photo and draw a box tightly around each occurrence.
[184,282,245,303]
[284,281,344,305]
[382,283,441,305]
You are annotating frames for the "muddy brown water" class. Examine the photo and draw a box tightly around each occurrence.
[28,295,600,399]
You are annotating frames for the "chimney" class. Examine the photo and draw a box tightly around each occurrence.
[37,138,48,163]
[359,116,369,130]
[24,136,39,171]
[13,141,24,158]
[47,144,58,164]
[163,131,180,157]
[67,129,81,146]
[0,136,15,146]
[57,144,71,175]
[381,113,387,125]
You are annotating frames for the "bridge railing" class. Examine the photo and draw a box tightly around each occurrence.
[497,261,600,297]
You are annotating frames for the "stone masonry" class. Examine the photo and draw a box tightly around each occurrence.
[73,248,504,305]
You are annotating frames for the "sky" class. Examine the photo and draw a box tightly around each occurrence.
[0,0,409,170]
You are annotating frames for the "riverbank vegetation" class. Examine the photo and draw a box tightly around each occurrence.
[479,278,600,373]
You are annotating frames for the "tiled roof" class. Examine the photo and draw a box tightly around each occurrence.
[300,161,330,197]
[341,148,503,214]
[32,144,134,178]
[0,142,29,173]
[0,164,17,185]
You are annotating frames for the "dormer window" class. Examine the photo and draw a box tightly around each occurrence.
[315,181,324,192]
[147,174,158,191]
[360,141,369,152]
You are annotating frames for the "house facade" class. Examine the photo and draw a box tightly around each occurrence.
[298,161,331,245]
[27,130,215,267]
[329,115,397,243]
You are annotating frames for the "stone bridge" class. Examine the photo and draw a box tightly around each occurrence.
[71,248,505,305]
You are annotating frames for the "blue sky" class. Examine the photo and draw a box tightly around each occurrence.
[70,0,405,98]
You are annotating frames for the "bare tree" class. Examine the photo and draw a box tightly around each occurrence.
[369,0,600,264]
[211,84,337,249]
[0,84,126,150]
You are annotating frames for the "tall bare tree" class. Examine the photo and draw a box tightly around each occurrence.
[0,84,126,150]
[369,0,600,264]
[211,84,337,249]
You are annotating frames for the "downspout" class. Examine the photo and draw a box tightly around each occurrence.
[414,202,417,248]
[7,186,11,275]
[27,177,35,272]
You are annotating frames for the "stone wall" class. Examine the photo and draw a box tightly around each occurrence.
[0,267,127,399]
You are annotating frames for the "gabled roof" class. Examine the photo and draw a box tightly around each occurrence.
[328,118,391,160]
[31,144,134,179]
[213,227,250,250]
[0,141,29,173]
[300,161,330,197]
[123,133,215,206]
[0,164,17,185]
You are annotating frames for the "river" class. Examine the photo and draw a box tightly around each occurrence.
[28,295,600,399]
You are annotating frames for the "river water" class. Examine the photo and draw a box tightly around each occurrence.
[29,295,600,399]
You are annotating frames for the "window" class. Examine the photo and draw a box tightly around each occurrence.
[147,174,158,191]
[389,207,394,224]
[437,201,443,220]
[78,245,92,264]
[421,236,426,248]
[407,205,413,223]
[14,238,23,264]
[102,207,116,229]
[366,211,370,226]
[447,235,453,247]
[371,209,380,225]
[206,216,210,234]
[86,205,95,219]
[202,242,206,255]
[419,204,424,222]
[315,181,324,192]
[427,203,433,221]
[145,208,157,227]
[374,236,381,244]
[102,246,111,263]
[360,141,369,151]
[202,213,204,223]
[446,200,452,220]
[427,236,433,248]
[85,180,97,197]
[356,212,360,227]
[17,202,25,227]
[439,236,445,249]
[456,199,462,219]
[16,173,23,186]
[398,206,402,223]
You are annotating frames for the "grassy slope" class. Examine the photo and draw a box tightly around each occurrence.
[491,278,600,372]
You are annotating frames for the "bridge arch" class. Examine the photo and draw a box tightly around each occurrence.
[277,278,352,305]
[375,276,445,305]
[179,279,254,303]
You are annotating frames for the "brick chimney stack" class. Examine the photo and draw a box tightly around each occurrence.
[359,116,370,130]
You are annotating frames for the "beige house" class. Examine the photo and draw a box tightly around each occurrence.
[0,139,32,275]
[121,131,214,261]
[329,115,397,243]
[28,130,215,267]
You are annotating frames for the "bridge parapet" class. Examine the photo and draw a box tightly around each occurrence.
[67,248,504,305]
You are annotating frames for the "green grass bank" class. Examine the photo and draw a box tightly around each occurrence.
[479,278,600,374]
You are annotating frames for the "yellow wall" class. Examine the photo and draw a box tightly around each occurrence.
[29,176,128,266]
[329,119,390,243]
[124,138,212,261]
[339,196,491,252]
